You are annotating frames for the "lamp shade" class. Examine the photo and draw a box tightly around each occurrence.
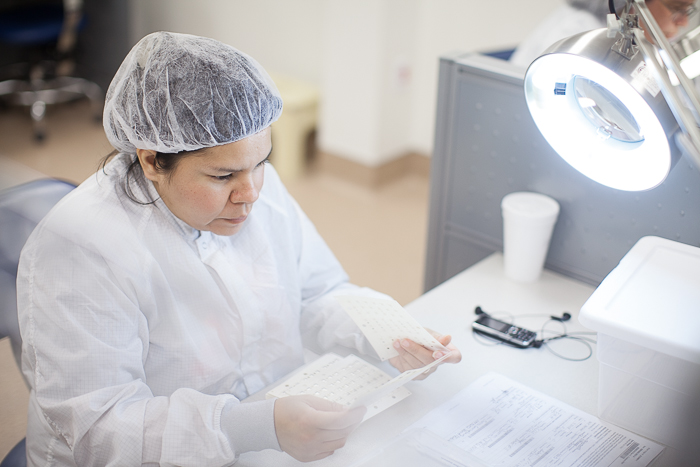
[524,29,679,191]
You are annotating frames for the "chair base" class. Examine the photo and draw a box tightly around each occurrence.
[0,76,103,141]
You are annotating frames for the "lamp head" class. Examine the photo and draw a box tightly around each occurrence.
[524,28,680,191]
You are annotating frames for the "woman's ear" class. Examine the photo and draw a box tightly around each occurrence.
[136,149,160,182]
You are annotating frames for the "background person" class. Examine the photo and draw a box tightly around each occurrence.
[510,0,697,68]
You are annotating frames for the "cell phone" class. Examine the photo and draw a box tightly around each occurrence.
[472,314,537,348]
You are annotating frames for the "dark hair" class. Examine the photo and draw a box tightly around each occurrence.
[99,148,204,205]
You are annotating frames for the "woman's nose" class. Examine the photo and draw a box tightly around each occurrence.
[230,176,259,204]
[675,15,689,26]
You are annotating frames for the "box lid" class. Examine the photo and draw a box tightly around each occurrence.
[579,236,700,364]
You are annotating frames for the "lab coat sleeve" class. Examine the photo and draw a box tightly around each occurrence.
[289,197,388,357]
[18,220,279,467]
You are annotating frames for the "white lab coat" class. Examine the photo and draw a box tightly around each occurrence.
[17,154,383,467]
[510,4,605,68]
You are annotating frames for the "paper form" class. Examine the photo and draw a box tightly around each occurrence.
[408,373,664,467]
[266,296,454,420]
[335,295,448,361]
[350,352,451,409]
[266,353,411,420]
[267,352,450,420]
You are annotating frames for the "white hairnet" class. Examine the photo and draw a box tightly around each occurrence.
[103,31,283,154]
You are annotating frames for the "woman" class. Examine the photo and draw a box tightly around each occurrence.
[17,32,460,466]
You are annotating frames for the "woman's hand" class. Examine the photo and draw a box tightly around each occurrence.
[389,329,462,380]
[274,395,366,462]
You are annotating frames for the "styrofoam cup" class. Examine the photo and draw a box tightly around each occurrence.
[501,192,560,282]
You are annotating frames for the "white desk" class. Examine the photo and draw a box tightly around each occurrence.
[238,253,679,466]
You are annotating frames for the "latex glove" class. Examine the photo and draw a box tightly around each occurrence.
[274,395,366,462]
[389,329,462,380]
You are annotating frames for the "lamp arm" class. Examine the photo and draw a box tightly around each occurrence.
[632,0,700,171]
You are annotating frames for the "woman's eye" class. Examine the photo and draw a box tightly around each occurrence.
[213,174,232,181]
[256,157,270,168]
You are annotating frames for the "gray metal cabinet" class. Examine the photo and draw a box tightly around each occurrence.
[424,53,700,292]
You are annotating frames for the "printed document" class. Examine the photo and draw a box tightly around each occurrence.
[408,373,663,467]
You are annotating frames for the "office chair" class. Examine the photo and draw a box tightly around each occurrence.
[0,0,103,141]
[0,178,76,467]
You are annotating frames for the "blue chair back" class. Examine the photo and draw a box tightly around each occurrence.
[0,439,26,467]
[0,5,66,45]
[0,178,75,372]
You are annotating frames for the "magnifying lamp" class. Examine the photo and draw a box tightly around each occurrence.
[524,0,700,191]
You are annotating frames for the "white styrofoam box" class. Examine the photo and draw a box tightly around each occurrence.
[579,236,700,448]
[596,334,700,448]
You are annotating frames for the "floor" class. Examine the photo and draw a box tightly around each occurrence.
[0,99,431,459]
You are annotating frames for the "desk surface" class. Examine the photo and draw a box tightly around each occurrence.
[238,254,678,466]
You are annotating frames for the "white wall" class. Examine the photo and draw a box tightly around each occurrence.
[318,0,419,166]
[128,0,564,165]
[128,0,326,86]
[318,1,385,165]
[409,0,562,155]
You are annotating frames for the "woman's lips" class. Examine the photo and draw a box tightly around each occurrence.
[221,215,247,224]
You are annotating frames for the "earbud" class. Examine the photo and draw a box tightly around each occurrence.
[550,312,571,322]
[475,306,485,315]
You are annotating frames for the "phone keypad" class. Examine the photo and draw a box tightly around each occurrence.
[473,317,537,347]
[510,327,534,338]
[507,326,536,344]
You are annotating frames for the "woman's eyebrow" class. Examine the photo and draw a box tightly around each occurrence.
[669,1,694,8]
[258,146,273,164]
[211,146,273,173]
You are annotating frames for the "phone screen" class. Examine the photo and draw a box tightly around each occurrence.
[476,315,511,333]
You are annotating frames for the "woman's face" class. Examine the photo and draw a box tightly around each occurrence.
[138,127,272,236]
[646,0,695,39]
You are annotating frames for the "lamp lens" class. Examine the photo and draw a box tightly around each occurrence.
[573,76,644,143]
